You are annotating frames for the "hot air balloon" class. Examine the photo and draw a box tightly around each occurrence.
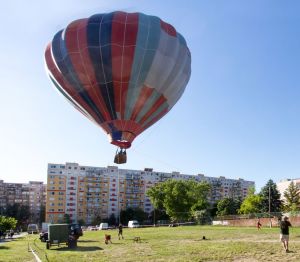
[45,11,191,164]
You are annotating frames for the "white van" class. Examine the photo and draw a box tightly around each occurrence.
[27,224,39,234]
[98,223,109,230]
[128,220,139,228]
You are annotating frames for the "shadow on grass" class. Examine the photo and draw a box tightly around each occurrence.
[77,240,99,243]
[56,246,103,252]
[0,246,10,250]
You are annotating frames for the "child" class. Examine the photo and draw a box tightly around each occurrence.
[257,219,262,230]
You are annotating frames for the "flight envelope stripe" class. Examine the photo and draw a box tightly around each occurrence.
[65,19,110,123]
[45,44,105,126]
[51,29,105,123]
[125,13,161,121]
[67,18,112,122]
[87,13,117,121]
[111,11,139,120]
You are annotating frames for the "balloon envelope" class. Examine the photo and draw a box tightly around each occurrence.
[45,11,191,149]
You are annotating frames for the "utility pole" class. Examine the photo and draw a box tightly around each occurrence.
[269,184,272,228]
[153,207,156,226]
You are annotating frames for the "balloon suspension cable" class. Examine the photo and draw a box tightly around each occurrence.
[114,147,127,164]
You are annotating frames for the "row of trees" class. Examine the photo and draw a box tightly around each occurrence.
[238,179,300,215]
[146,179,300,222]
[0,203,45,229]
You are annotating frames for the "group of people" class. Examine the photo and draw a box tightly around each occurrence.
[256,216,292,253]
[104,224,124,244]
[0,229,14,239]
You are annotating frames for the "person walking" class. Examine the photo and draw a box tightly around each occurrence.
[279,216,292,253]
[118,224,124,240]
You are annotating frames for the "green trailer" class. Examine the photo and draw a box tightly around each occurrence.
[46,224,77,249]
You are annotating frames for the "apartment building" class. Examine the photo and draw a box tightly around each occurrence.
[277,178,300,201]
[0,180,46,222]
[46,162,254,224]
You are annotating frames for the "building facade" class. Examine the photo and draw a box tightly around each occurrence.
[46,163,254,224]
[0,180,46,223]
[277,178,300,201]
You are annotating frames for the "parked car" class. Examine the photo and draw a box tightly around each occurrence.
[98,223,109,230]
[39,232,48,242]
[69,224,83,238]
[128,220,139,228]
[87,226,98,231]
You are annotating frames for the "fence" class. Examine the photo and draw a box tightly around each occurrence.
[213,212,300,227]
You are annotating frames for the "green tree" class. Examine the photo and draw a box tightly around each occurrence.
[193,210,211,225]
[91,215,102,225]
[63,214,71,224]
[5,204,30,226]
[39,205,46,223]
[216,198,241,216]
[147,179,210,222]
[119,207,148,225]
[259,179,282,213]
[77,219,85,226]
[108,213,116,226]
[0,216,18,232]
[148,209,170,224]
[283,181,300,212]
[239,187,263,214]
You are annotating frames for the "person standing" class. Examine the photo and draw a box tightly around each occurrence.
[257,219,262,230]
[118,224,124,240]
[279,216,292,253]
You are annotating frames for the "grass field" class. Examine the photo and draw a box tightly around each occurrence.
[1,225,300,261]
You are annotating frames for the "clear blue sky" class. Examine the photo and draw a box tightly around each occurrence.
[0,1,299,192]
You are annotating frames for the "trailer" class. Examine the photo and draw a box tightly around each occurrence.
[46,224,77,249]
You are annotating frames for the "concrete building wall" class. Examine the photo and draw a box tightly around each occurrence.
[277,178,300,201]
[45,162,255,224]
[0,180,46,223]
